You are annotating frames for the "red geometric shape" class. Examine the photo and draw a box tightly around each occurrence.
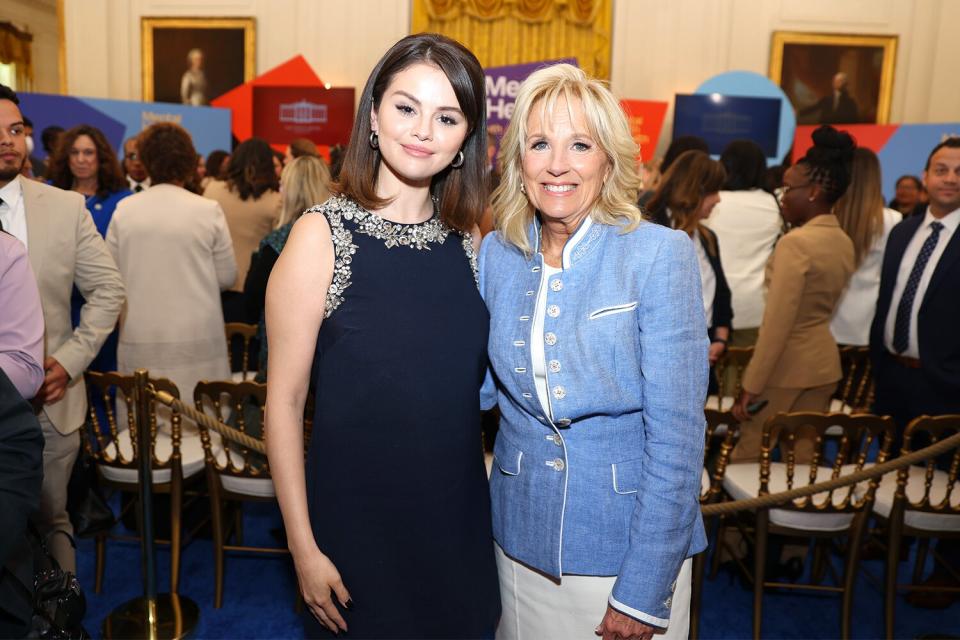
[792,124,899,163]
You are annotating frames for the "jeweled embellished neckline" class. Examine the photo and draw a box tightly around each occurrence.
[332,196,449,250]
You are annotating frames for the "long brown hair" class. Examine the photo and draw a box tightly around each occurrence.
[333,33,487,233]
[48,125,127,197]
[646,150,726,235]
[834,147,885,267]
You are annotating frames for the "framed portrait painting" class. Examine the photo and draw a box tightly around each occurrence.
[770,31,897,125]
[142,17,255,105]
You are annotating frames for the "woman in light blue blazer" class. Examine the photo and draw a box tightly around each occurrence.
[480,64,709,640]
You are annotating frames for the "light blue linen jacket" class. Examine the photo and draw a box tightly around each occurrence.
[479,216,709,626]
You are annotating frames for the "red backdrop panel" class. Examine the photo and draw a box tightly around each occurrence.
[253,86,355,147]
[620,99,668,162]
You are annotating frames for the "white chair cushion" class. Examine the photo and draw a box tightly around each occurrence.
[706,395,737,412]
[214,444,275,498]
[872,465,960,532]
[100,428,220,484]
[701,468,711,497]
[828,399,853,414]
[723,463,866,532]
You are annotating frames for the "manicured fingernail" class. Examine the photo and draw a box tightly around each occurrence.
[344,598,354,610]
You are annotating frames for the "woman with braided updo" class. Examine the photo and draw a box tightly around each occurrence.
[731,125,856,462]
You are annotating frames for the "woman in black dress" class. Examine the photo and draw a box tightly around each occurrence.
[264,34,499,638]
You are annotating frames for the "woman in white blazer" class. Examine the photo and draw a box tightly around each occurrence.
[831,148,902,346]
[106,123,236,397]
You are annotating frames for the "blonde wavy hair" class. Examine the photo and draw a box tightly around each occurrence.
[277,155,332,228]
[492,64,643,254]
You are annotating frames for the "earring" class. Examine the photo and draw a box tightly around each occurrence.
[520,182,526,195]
[369,131,379,149]
[450,150,464,168]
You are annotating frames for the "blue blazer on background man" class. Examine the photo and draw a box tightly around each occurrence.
[480,217,709,626]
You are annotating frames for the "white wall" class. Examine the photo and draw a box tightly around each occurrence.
[0,0,60,93]
[610,0,960,157]
[61,0,410,106]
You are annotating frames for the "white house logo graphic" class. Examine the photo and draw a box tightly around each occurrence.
[279,100,328,124]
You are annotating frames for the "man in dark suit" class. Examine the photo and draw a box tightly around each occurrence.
[870,136,960,607]
[798,72,861,124]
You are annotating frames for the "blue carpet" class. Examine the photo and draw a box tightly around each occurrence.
[78,501,960,639]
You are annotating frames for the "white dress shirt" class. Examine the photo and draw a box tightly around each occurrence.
[0,176,28,248]
[531,263,562,419]
[830,208,901,345]
[884,206,960,357]
[692,229,716,329]
[127,176,151,192]
[702,189,782,328]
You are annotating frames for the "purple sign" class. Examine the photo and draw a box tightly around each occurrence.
[484,58,578,140]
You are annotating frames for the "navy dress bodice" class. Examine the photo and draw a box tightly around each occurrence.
[302,197,499,639]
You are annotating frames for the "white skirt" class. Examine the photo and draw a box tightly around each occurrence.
[495,544,692,640]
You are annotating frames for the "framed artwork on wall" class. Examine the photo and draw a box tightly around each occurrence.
[142,17,255,105]
[769,31,897,125]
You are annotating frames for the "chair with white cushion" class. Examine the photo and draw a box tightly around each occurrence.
[872,415,960,640]
[721,411,894,640]
[82,371,209,595]
[690,409,740,640]
[225,322,259,382]
[193,379,283,608]
[706,346,753,412]
[829,346,875,415]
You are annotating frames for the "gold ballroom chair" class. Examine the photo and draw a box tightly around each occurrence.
[193,379,287,608]
[706,346,753,412]
[720,412,894,639]
[82,371,212,594]
[870,415,960,639]
[830,346,876,415]
[224,322,259,382]
[689,408,741,640]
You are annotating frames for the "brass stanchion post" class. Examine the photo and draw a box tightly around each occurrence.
[103,369,199,639]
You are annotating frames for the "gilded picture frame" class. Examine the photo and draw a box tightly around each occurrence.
[769,31,897,125]
[141,17,255,105]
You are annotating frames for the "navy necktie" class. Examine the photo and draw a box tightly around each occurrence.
[893,221,945,353]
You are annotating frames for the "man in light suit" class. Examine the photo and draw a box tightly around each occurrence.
[870,137,960,607]
[0,84,125,573]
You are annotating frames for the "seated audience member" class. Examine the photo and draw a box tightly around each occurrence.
[0,231,44,400]
[244,155,332,381]
[702,140,782,347]
[106,123,236,401]
[831,148,901,346]
[203,137,281,322]
[122,135,150,192]
[888,174,922,217]
[48,124,132,374]
[732,126,856,462]
[870,136,960,608]
[201,149,229,190]
[637,135,708,208]
[646,150,731,392]
[0,84,124,575]
[35,124,63,179]
[284,138,319,166]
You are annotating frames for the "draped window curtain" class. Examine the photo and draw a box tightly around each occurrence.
[0,22,33,90]
[411,0,612,79]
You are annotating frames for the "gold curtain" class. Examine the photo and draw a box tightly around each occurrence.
[0,22,33,90]
[412,0,612,79]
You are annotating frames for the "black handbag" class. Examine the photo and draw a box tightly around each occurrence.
[66,446,115,538]
[10,526,90,640]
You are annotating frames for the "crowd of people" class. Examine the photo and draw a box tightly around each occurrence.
[1,29,959,640]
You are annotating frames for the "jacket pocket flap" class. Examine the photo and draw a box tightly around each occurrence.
[493,436,523,476]
[611,458,643,494]
[589,302,638,320]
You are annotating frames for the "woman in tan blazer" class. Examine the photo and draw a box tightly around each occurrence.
[732,127,856,462]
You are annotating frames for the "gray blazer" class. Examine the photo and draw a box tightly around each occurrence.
[23,178,125,434]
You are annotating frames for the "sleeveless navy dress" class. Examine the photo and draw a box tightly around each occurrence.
[302,197,500,639]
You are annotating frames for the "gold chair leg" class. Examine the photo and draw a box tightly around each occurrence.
[209,469,225,609]
[842,512,867,640]
[913,538,930,585]
[95,533,106,594]
[884,509,904,640]
[753,511,769,640]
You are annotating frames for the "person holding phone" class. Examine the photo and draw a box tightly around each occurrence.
[731,126,856,462]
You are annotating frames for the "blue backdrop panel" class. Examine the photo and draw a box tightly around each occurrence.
[19,92,232,160]
[877,124,960,202]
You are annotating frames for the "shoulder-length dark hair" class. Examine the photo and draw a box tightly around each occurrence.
[646,150,726,235]
[48,125,127,197]
[138,123,198,185]
[225,137,280,201]
[333,33,487,233]
[720,139,767,191]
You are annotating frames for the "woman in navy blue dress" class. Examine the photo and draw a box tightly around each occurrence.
[265,34,499,638]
